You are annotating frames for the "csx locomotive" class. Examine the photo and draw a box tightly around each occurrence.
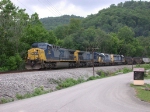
[25,42,150,70]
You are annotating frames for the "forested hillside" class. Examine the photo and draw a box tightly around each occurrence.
[1,0,150,71]
[40,15,84,30]
[51,1,150,57]
[82,1,150,37]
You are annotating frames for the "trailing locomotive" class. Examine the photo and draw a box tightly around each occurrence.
[25,42,148,70]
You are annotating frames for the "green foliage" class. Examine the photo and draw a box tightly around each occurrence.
[131,84,150,103]
[16,94,24,100]
[136,64,150,79]
[32,86,47,96]
[122,67,132,73]
[40,15,84,30]
[0,0,58,71]
[1,0,150,72]
[56,78,85,89]
[6,53,23,70]
[82,1,150,37]
[136,64,150,70]
[62,35,74,48]
[146,71,150,79]
[0,98,8,104]
[68,18,82,34]
[86,76,101,81]
[115,67,132,74]
[16,87,48,100]
[96,70,106,77]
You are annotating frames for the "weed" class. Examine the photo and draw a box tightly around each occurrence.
[0,98,8,104]
[97,70,106,77]
[145,71,150,79]
[86,76,101,81]
[136,64,150,70]
[32,87,48,96]
[16,93,24,100]
[56,78,85,89]
[15,87,48,100]
[122,67,132,73]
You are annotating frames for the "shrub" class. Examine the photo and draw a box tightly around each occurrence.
[0,67,8,72]
[86,75,101,81]
[97,70,106,77]
[136,64,150,70]
[122,67,132,73]
[0,98,8,104]
[32,86,47,96]
[56,78,85,89]
[16,94,24,99]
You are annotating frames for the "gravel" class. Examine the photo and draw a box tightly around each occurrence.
[0,65,148,101]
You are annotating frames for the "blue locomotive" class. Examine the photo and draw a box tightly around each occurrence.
[25,42,126,70]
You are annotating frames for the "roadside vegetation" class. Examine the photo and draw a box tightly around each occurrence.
[136,64,150,70]
[130,64,150,103]
[56,67,132,90]
[145,71,150,79]
[1,66,149,104]
[0,86,49,104]
[135,64,150,79]
[131,84,150,103]
[0,67,132,104]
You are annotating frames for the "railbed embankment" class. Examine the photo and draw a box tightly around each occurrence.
[0,65,136,102]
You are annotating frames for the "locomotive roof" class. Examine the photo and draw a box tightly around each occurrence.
[32,42,52,45]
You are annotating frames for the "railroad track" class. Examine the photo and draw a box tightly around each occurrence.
[0,66,93,75]
[0,67,77,75]
[0,64,135,75]
[0,70,40,75]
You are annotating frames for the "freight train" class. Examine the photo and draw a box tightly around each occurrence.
[25,42,150,70]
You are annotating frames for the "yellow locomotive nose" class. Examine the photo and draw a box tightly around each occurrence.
[28,48,39,60]
[25,48,46,70]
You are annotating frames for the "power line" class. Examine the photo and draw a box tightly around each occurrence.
[38,0,59,17]
[45,0,62,16]
[16,0,62,17]
[16,0,35,14]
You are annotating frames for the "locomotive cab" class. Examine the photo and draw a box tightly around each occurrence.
[25,43,48,70]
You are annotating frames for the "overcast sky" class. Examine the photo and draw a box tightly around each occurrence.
[10,0,150,18]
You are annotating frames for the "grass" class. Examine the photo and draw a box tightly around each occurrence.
[116,67,132,74]
[56,70,114,90]
[135,64,150,79]
[56,78,85,90]
[131,84,150,103]
[130,64,150,103]
[144,71,150,79]
[16,86,49,100]
[0,98,14,104]
[1,87,48,104]
[136,64,150,70]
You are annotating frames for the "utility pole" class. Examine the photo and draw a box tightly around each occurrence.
[87,47,99,77]
[132,57,133,70]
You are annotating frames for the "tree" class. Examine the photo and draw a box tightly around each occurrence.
[0,0,29,71]
[68,18,82,34]
[117,26,135,43]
